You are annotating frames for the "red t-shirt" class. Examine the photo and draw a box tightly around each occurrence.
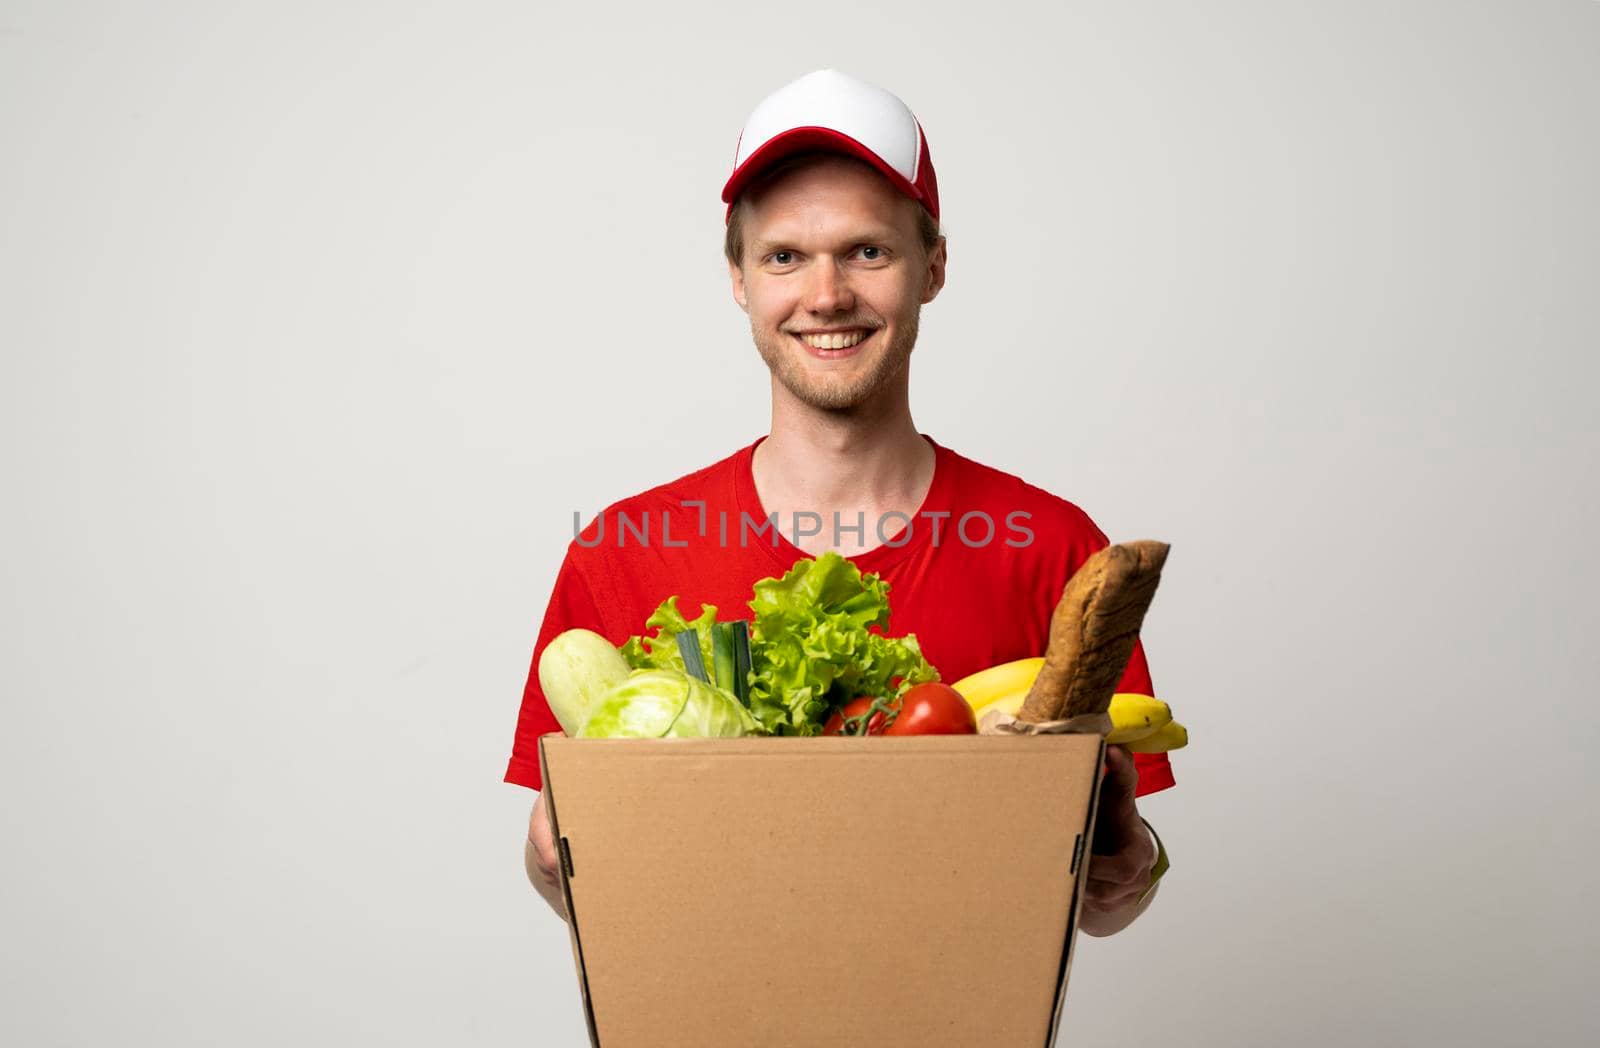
[505,434,1175,797]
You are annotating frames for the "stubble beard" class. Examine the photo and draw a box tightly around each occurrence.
[752,308,920,412]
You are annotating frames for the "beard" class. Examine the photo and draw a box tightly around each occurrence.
[751,308,920,412]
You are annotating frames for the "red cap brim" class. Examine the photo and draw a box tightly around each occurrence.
[720,126,934,224]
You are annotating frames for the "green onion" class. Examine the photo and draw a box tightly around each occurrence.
[676,632,710,683]
[731,620,752,707]
[711,621,736,693]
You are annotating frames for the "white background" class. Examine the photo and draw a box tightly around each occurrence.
[3,1,1597,1045]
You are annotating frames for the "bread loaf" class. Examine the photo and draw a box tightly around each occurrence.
[1017,540,1170,723]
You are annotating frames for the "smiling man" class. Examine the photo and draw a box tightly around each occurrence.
[509,69,1174,934]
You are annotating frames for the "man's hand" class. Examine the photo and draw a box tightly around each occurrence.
[525,790,568,922]
[1079,745,1158,937]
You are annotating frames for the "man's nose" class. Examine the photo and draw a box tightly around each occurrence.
[803,257,855,315]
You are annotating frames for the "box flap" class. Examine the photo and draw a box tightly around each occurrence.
[540,734,1104,1048]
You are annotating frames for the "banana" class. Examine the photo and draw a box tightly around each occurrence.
[1105,693,1173,745]
[950,657,1046,709]
[972,690,1170,742]
[954,657,1183,747]
[1125,719,1188,753]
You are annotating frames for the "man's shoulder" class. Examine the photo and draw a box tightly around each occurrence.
[938,442,1108,543]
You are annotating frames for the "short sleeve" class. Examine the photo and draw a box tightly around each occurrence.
[503,550,608,792]
[1118,636,1175,797]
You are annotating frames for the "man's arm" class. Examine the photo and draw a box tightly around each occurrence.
[1079,746,1162,937]
[526,790,568,923]
[507,545,604,921]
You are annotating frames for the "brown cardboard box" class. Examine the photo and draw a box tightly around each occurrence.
[539,732,1106,1048]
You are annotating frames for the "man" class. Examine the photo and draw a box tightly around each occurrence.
[508,69,1172,935]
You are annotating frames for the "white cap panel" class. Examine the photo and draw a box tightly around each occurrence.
[735,69,921,179]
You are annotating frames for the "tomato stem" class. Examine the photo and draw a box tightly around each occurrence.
[840,695,901,736]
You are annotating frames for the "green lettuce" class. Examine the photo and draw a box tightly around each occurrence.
[616,552,937,737]
[746,552,937,735]
[619,596,718,676]
[579,668,760,738]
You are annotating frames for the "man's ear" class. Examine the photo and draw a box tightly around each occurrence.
[728,259,749,312]
[921,236,948,305]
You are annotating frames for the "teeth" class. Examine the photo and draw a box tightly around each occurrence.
[800,330,867,349]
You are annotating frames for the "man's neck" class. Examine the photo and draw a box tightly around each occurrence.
[752,383,936,557]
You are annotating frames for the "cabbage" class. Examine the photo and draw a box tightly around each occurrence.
[578,669,761,739]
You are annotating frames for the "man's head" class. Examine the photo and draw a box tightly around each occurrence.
[722,71,946,413]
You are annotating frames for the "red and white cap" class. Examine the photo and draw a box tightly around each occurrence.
[721,69,939,224]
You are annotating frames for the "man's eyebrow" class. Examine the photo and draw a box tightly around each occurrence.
[749,229,905,254]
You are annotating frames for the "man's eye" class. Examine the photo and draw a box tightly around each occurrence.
[858,246,886,261]
[771,251,795,265]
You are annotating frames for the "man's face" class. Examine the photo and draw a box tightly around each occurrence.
[728,156,946,413]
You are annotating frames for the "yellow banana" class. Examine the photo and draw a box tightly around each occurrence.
[950,657,1046,709]
[1105,693,1173,745]
[1125,719,1188,753]
[954,657,1185,748]
[971,690,1171,742]
[956,656,1174,743]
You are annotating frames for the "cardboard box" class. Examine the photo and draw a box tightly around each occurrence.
[539,732,1106,1048]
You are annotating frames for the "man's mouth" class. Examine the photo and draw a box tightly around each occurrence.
[791,329,874,358]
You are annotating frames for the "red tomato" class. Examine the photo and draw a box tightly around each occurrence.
[822,684,976,736]
[882,682,977,736]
